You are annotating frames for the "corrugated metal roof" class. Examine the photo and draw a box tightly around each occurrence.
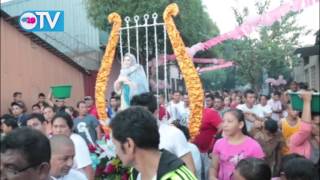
[1,0,100,49]
[1,9,90,75]
[1,0,104,70]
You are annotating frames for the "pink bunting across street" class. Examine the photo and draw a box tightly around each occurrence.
[198,61,234,73]
[202,0,319,50]
[193,58,227,64]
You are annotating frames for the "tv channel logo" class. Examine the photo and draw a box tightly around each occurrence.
[19,11,64,32]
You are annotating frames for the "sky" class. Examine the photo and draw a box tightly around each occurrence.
[1,0,319,45]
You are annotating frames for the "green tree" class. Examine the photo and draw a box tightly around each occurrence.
[227,0,310,91]
[85,0,221,59]
[200,70,228,91]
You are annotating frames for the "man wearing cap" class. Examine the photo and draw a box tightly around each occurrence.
[10,101,28,126]
[55,99,66,113]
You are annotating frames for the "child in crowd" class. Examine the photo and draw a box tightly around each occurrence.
[251,119,285,176]
[209,109,264,180]
[232,157,271,180]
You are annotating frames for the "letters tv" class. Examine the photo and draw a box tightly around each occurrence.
[19,11,64,32]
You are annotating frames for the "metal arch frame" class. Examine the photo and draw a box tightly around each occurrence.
[95,3,204,139]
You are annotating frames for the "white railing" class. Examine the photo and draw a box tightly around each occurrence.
[118,13,171,114]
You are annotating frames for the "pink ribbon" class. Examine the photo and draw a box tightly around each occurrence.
[265,75,287,86]
[198,61,234,73]
[201,0,318,50]
[193,58,227,64]
[149,55,230,66]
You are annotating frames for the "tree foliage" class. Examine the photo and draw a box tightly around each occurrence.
[200,67,237,91]
[226,0,310,90]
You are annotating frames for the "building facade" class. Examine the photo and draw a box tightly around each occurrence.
[1,10,88,114]
[294,31,320,91]
[1,0,104,70]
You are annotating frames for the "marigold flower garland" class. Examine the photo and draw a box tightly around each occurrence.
[163,3,204,139]
[95,13,122,134]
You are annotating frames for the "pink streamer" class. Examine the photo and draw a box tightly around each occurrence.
[187,42,206,57]
[193,58,229,64]
[198,61,234,73]
[146,0,317,87]
[292,0,303,11]
[149,55,230,66]
[265,75,287,86]
[201,0,318,50]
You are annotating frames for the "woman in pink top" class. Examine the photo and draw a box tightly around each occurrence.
[209,109,264,180]
[289,91,320,163]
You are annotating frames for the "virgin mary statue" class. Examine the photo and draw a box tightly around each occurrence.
[114,53,149,110]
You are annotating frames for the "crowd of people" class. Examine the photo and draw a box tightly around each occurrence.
[1,81,319,180]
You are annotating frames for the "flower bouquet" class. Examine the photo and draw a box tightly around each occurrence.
[89,138,130,180]
[95,157,130,180]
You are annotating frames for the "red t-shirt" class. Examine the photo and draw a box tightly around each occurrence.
[89,105,99,120]
[193,108,222,153]
[158,104,170,121]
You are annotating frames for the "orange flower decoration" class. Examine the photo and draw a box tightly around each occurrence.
[95,13,122,134]
[163,3,204,139]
